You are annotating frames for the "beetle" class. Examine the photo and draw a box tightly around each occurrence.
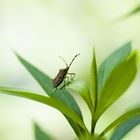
[52,54,80,89]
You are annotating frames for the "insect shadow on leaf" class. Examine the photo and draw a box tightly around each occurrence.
[52,54,80,91]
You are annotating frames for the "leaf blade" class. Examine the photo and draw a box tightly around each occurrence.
[15,53,82,116]
[91,48,98,112]
[117,6,140,21]
[100,107,140,137]
[90,48,98,134]
[95,53,137,120]
[15,53,84,135]
[0,87,87,130]
[34,122,55,140]
[98,42,131,93]
[110,114,140,140]
[67,80,92,111]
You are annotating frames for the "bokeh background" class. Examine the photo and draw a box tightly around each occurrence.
[0,0,140,140]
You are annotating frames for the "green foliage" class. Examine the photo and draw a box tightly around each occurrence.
[90,48,98,134]
[16,53,84,136]
[126,6,140,17]
[0,42,139,140]
[100,107,140,137]
[0,87,87,130]
[110,114,140,140]
[34,123,55,140]
[90,48,98,113]
[98,42,131,93]
[67,80,92,112]
[95,52,137,120]
[118,5,140,20]
[77,134,106,140]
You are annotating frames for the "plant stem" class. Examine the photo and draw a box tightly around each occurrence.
[91,90,98,135]
[91,118,97,134]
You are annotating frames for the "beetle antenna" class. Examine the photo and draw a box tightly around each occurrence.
[59,56,68,67]
[69,54,80,67]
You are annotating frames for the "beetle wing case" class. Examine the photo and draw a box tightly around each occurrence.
[52,68,69,88]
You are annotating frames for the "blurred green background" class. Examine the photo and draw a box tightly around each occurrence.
[0,0,140,140]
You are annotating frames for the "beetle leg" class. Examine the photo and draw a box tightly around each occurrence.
[59,75,72,90]
[59,79,66,90]
[65,75,70,81]
[60,76,70,90]
[64,75,70,87]
[63,79,66,89]
[67,73,75,80]
[53,87,57,92]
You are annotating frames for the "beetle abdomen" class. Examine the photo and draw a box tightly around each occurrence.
[52,68,68,87]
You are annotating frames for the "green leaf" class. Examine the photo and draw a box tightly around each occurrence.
[100,107,140,137]
[15,53,82,116]
[77,134,106,140]
[15,53,84,136]
[91,48,98,112]
[126,6,140,17]
[34,122,55,140]
[138,48,140,62]
[98,42,131,93]
[118,6,140,20]
[90,48,98,134]
[95,53,137,120]
[0,87,88,131]
[110,114,140,140]
[67,80,92,112]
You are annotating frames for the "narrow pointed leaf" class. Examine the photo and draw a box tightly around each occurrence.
[15,53,84,135]
[110,114,140,140]
[0,87,87,130]
[95,53,137,120]
[15,53,82,116]
[34,122,55,140]
[67,80,92,112]
[100,107,140,137]
[77,134,106,140]
[90,48,98,134]
[138,48,140,62]
[90,48,98,112]
[125,6,140,17]
[98,42,131,93]
[118,6,140,20]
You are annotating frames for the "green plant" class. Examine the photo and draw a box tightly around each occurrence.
[0,42,139,140]
[115,3,140,21]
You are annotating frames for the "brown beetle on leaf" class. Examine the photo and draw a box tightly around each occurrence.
[52,54,80,90]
